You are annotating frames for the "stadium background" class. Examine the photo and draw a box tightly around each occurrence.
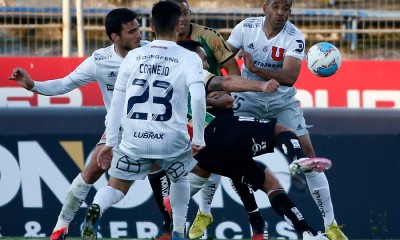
[0,0,399,239]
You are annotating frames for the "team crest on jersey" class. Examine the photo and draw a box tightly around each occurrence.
[263,46,269,52]
[271,46,285,61]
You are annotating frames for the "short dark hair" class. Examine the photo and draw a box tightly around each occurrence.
[177,40,203,53]
[152,1,181,36]
[105,8,138,41]
[266,0,292,6]
[166,0,190,8]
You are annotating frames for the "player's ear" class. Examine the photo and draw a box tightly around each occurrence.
[150,19,156,32]
[110,32,119,43]
[263,4,268,14]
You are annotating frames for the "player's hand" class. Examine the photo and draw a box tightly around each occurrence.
[207,91,234,109]
[262,79,280,93]
[238,51,256,72]
[97,145,113,170]
[8,68,35,90]
[191,144,205,156]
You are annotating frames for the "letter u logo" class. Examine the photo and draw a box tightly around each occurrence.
[271,46,285,61]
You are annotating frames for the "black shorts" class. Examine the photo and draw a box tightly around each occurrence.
[195,116,277,190]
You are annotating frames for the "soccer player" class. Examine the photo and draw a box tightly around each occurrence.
[8,8,144,240]
[80,2,206,240]
[225,0,348,239]
[184,114,331,240]
[176,39,331,240]
[148,1,271,240]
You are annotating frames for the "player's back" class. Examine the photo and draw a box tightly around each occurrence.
[119,40,203,158]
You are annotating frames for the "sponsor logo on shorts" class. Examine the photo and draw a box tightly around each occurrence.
[251,138,267,155]
[106,84,114,91]
[108,71,117,78]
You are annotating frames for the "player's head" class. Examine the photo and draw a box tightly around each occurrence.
[177,40,209,70]
[166,0,191,36]
[105,8,142,51]
[263,0,292,31]
[151,1,182,38]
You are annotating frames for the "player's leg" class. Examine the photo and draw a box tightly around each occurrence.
[243,165,328,240]
[188,173,220,239]
[157,149,197,239]
[274,106,347,240]
[50,143,106,240]
[230,178,268,240]
[148,165,172,240]
[81,146,152,239]
[81,177,130,240]
[298,135,347,240]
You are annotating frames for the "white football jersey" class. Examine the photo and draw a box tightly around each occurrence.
[32,41,149,120]
[227,17,305,112]
[108,40,206,158]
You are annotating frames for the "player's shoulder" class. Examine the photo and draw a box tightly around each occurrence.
[140,40,150,47]
[282,21,304,38]
[91,45,113,61]
[191,23,224,39]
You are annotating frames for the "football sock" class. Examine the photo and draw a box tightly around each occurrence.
[189,172,208,197]
[230,179,266,232]
[170,175,190,233]
[304,171,335,227]
[199,173,221,215]
[93,185,125,216]
[268,188,317,235]
[148,170,171,229]
[248,211,266,234]
[275,131,306,161]
[230,178,258,212]
[53,173,91,232]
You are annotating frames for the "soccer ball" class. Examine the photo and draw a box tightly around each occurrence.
[306,42,342,77]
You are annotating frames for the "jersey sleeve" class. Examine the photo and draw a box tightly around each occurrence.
[202,69,215,85]
[202,26,234,65]
[227,20,245,50]
[285,32,306,60]
[186,54,206,146]
[31,57,97,95]
[114,53,133,92]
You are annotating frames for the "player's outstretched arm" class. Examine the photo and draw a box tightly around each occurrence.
[8,67,35,90]
[239,50,301,87]
[207,75,279,93]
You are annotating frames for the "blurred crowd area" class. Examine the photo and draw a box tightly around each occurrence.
[0,0,400,59]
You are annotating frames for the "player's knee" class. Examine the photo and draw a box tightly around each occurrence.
[191,165,211,178]
[274,123,295,136]
[261,169,282,192]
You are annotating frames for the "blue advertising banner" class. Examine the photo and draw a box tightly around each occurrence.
[0,108,399,239]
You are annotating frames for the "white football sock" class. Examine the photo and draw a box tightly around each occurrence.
[93,186,125,216]
[199,173,221,215]
[170,175,190,234]
[189,172,208,197]
[304,171,335,227]
[53,173,92,232]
